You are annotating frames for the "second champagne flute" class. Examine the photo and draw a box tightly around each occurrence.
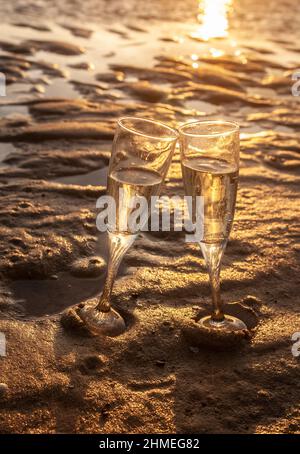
[79,117,178,336]
[179,120,247,332]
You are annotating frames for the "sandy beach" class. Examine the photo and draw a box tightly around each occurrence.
[0,0,299,434]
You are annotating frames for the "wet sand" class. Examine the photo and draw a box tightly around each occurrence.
[0,0,299,434]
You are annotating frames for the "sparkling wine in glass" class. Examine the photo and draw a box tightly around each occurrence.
[79,117,178,336]
[179,120,246,331]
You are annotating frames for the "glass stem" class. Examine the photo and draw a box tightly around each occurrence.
[200,242,226,323]
[96,232,135,312]
[208,261,224,322]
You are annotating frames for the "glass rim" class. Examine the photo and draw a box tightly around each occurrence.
[118,116,179,141]
[178,120,240,138]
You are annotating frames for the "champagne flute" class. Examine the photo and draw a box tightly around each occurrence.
[79,117,178,336]
[179,120,247,331]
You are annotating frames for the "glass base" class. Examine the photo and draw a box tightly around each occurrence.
[199,314,247,332]
[78,300,126,337]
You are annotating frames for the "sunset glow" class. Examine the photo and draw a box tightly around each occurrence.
[192,0,233,40]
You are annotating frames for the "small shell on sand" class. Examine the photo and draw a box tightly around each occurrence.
[70,256,106,278]
[61,305,95,337]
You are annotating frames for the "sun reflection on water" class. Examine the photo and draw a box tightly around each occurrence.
[193,0,233,41]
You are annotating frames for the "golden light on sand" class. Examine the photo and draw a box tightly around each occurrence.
[193,0,233,40]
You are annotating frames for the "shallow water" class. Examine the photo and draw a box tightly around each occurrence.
[55,166,108,186]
